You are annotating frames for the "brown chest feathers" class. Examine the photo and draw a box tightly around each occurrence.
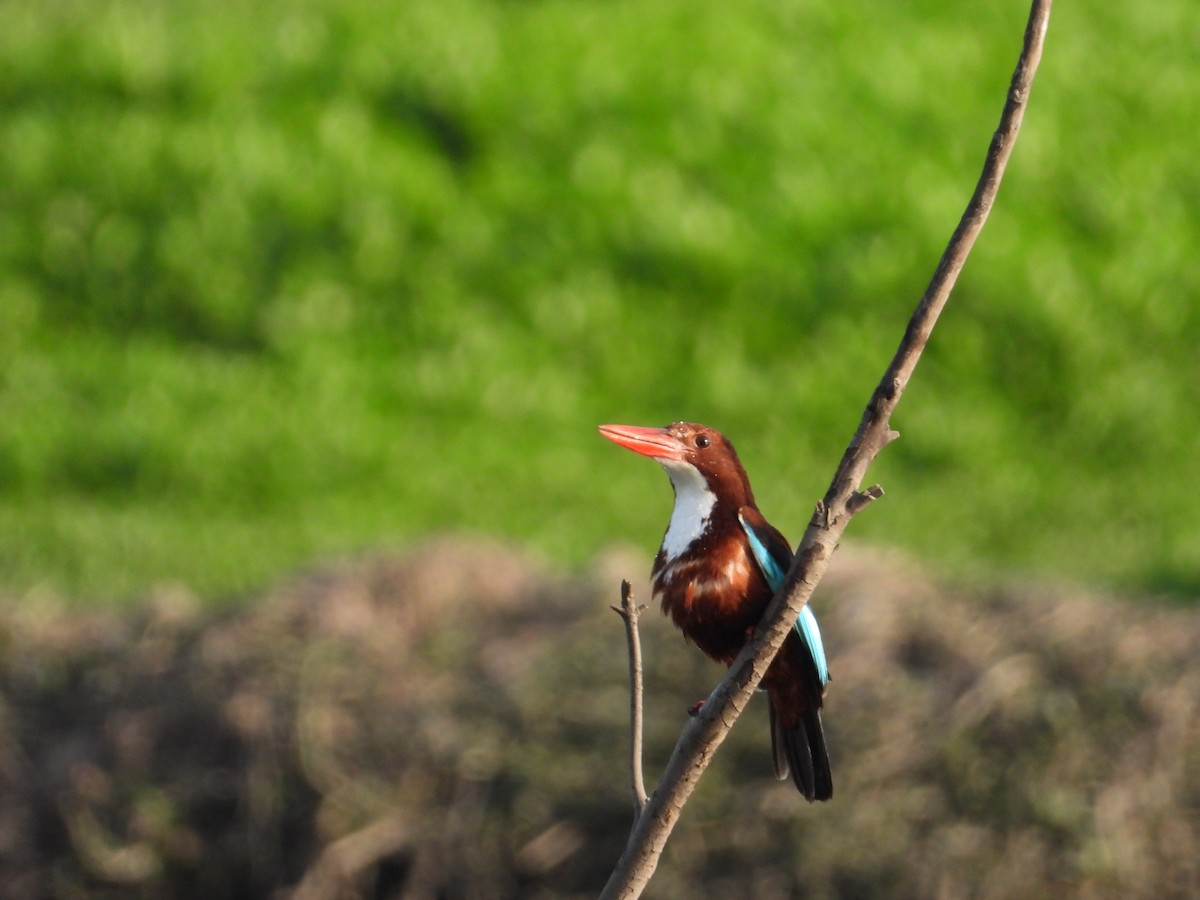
[651,537,773,665]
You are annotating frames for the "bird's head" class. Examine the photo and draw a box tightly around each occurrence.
[598,421,755,508]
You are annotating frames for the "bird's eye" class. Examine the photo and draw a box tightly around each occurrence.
[695,435,711,449]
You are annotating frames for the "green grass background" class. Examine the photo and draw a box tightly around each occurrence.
[1,0,1197,604]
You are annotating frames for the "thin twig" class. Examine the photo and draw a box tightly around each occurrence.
[611,580,649,814]
[599,2,1052,897]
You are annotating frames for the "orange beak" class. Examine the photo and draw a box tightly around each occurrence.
[597,424,687,461]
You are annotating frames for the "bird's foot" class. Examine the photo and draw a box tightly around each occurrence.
[687,700,706,717]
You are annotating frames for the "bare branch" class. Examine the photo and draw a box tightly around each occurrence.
[600,2,1052,896]
[611,580,649,815]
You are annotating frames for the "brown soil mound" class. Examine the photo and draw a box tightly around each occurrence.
[1,539,1197,898]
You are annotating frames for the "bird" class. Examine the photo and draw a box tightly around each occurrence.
[598,421,832,801]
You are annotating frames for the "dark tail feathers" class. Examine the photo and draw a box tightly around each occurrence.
[770,701,833,802]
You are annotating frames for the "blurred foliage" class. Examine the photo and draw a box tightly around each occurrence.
[2,540,1197,897]
[0,0,1197,602]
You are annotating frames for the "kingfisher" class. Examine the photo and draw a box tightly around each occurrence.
[599,421,832,801]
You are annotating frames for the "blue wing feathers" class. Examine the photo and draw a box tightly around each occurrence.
[738,511,830,688]
[796,605,830,686]
[739,515,787,592]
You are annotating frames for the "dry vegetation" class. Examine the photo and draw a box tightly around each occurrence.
[1,539,1197,899]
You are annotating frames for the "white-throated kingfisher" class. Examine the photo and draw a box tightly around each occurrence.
[599,421,832,801]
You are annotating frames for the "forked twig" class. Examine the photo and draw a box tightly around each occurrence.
[602,2,1052,897]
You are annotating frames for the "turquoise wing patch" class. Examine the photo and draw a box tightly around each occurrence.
[739,514,787,593]
[739,513,830,688]
[796,605,830,687]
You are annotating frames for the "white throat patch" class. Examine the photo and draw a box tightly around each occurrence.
[659,460,716,561]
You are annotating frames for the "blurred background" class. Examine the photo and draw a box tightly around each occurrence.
[0,0,1198,897]
[2,0,1197,603]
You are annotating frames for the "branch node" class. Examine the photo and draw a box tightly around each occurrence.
[847,484,885,516]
